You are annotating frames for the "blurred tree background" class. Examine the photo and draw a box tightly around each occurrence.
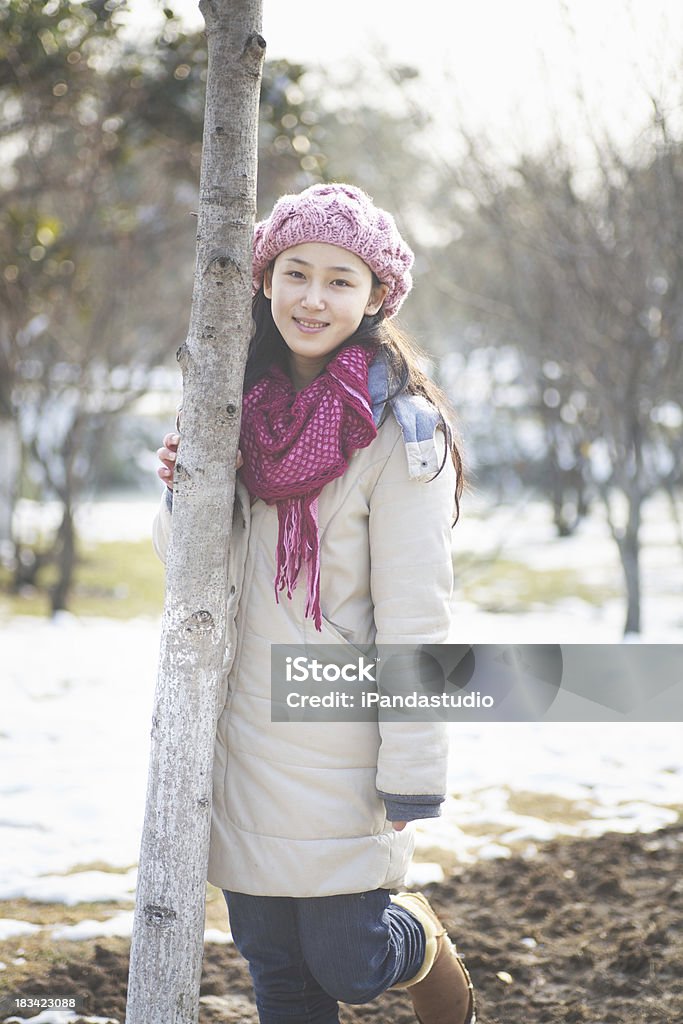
[1,0,681,632]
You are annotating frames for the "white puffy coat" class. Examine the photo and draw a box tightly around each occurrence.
[152,390,456,897]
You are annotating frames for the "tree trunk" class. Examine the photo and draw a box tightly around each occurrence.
[50,503,76,614]
[125,4,264,1023]
[0,417,20,549]
[618,491,642,636]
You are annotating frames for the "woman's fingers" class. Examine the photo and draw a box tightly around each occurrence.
[156,446,176,467]
[158,434,179,466]
[157,436,178,490]
[236,449,243,469]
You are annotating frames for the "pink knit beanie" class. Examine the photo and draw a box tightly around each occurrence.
[252,183,414,318]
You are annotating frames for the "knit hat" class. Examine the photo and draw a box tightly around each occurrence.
[252,183,414,318]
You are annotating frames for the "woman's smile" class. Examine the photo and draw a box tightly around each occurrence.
[293,316,330,333]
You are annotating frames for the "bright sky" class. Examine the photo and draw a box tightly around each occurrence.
[123,0,683,152]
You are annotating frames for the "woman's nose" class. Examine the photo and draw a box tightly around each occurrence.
[301,285,325,309]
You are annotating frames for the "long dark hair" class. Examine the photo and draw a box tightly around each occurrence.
[245,284,465,524]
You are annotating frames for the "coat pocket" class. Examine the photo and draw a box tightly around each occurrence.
[310,613,375,662]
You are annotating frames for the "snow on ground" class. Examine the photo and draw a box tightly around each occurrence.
[3,1014,117,1024]
[450,592,683,642]
[50,912,136,942]
[1,493,682,940]
[1,617,156,898]
[451,489,683,642]
[0,921,41,942]
[0,911,231,947]
[12,496,163,547]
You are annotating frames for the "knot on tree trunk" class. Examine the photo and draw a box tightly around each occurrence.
[144,904,177,928]
[182,609,215,633]
[176,342,190,367]
[173,461,191,482]
[204,248,243,285]
[242,32,266,74]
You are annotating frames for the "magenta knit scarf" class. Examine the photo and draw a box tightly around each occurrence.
[239,343,378,630]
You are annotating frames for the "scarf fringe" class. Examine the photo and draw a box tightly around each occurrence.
[303,497,322,631]
[274,495,322,630]
[275,498,302,600]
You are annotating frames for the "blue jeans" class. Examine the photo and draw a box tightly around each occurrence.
[223,888,425,1024]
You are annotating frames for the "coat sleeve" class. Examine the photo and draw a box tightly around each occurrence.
[368,421,456,808]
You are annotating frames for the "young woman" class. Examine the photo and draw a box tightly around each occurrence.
[154,183,474,1024]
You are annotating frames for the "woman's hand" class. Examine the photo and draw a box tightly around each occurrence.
[392,821,407,831]
[157,432,179,490]
[156,433,243,490]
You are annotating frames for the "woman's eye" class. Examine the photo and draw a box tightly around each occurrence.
[332,279,351,287]
[287,270,305,279]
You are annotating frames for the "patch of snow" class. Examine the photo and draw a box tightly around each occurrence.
[203,928,233,944]
[14,497,161,546]
[0,919,42,940]
[50,911,134,941]
[405,862,445,887]
[1,616,156,903]
[3,1014,118,1024]
[5,871,137,907]
[476,843,512,860]
[500,819,571,843]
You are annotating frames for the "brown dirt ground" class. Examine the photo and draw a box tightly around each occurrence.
[1,824,682,1023]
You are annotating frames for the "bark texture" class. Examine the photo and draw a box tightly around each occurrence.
[125,4,264,1022]
[0,418,19,543]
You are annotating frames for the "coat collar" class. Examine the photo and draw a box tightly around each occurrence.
[368,349,447,480]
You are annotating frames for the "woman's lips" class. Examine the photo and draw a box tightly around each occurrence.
[293,317,329,334]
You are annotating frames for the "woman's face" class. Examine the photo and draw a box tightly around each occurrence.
[264,242,388,371]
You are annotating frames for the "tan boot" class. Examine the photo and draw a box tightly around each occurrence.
[390,892,476,1024]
